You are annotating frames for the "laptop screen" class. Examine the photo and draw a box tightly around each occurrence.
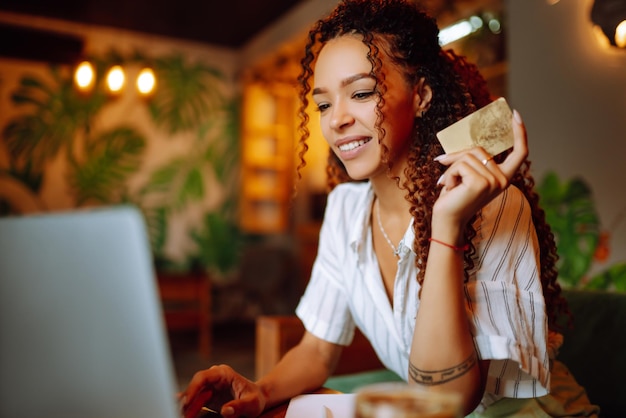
[0,206,179,418]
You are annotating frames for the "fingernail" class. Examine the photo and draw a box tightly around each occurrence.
[436,174,445,185]
[513,109,522,124]
[222,406,235,416]
[434,154,447,162]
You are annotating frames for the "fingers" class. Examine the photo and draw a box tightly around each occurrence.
[435,108,528,186]
[181,365,234,418]
[436,148,504,192]
[221,393,261,417]
[180,365,265,418]
[183,390,215,418]
[498,109,528,180]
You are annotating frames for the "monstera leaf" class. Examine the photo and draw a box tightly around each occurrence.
[538,171,600,286]
[149,55,226,134]
[3,69,107,173]
[69,127,146,205]
[139,156,207,211]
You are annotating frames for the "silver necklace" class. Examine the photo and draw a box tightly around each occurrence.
[375,198,401,257]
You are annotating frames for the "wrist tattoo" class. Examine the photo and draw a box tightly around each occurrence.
[409,352,477,385]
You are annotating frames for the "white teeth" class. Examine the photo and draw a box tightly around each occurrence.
[338,139,369,152]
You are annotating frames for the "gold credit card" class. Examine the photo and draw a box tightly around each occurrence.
[436,97,514,157]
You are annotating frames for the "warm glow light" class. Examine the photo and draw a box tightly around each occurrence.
[439,16,483,46]
[136,67,156,95]
[74,61,95,92]
[106,65,125,93]
[591,0,626,49]
[593,25,612,48]
[616,20,626,48]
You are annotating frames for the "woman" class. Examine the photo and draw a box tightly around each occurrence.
[182,1,597,416]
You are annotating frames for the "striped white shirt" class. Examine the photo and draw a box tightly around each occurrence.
[296,181,550,403]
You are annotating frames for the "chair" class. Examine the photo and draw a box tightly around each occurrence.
[255,315,384,380]
[158,272,212,359]
[557,289,626,418]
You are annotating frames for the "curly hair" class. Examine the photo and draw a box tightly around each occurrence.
[295,0,567,331]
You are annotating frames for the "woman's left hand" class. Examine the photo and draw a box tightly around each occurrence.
[433,109,528,227]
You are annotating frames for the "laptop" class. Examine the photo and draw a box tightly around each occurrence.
[0,206,180,418]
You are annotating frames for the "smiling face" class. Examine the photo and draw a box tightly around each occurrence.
[312,35,430,181]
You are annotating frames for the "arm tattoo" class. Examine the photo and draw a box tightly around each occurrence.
[408,352,478,385]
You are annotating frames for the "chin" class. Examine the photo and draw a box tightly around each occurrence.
[344,169,376,182]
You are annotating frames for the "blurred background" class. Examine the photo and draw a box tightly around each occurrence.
[1,0,625,384]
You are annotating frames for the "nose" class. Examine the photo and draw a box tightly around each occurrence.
[329,100,354,130]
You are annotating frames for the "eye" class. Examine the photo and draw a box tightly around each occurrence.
[353,90,375,100]
[316,102,330,112]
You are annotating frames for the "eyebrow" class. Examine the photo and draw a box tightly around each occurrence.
[312,73,374,96]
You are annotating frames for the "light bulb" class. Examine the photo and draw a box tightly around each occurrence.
[74,61,95,92]
[136,67,156,95]
[106,65,125,94]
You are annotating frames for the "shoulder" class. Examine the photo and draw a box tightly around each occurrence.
[319,182,371,243]
[325,182,372,216]
[473,185,538,261]
[487,184,529,213]
[479,185,533,230]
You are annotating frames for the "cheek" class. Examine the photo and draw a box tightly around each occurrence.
[319,114,333,143]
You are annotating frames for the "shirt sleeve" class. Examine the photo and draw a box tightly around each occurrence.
[466,186,551,398]
[295,188,356,346]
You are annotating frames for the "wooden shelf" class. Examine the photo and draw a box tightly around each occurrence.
[240,81,296,234]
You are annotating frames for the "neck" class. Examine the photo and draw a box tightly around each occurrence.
[370,175,410,219]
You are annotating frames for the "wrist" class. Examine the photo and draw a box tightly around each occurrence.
[429,237,469,252]
[255,378,273,408]
[430,217,465,247]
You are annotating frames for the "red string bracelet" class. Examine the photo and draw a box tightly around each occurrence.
[429,237,470,252]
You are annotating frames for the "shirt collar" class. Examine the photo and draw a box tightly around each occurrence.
[349,183,375,257]
[347,183,417,258]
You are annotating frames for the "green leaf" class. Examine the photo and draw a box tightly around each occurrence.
[3,71,109,173]
[537,171,600,286]
[587,263,626,291]
[19,76,49,91]
[177,168,204,207]
[141,205,169,255]
[148,55,226,134]
[141,159,185,195]
[69,127,146,205]
[191,210,243,274]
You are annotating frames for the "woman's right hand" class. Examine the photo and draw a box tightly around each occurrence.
[181,364,266,418]
[432,110,528,229]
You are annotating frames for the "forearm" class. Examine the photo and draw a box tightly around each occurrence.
[409,222,485,413]
[256,332,341,409]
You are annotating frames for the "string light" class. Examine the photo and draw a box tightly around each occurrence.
[106,65,125,94]
[136,67,156,96]
[73,61,158,95]
[74,61,95,92]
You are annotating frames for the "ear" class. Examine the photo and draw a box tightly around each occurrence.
[413,77,433,117]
